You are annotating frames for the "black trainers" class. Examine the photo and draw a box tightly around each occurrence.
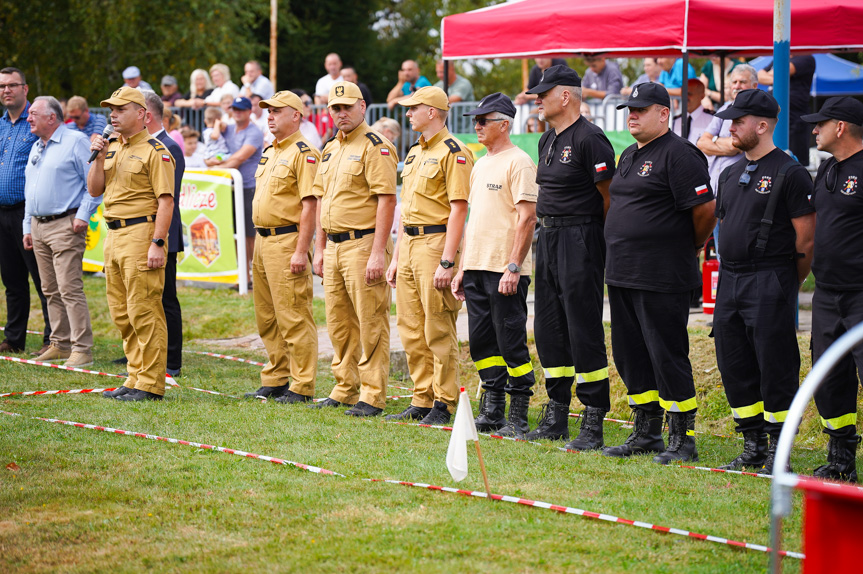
[116,389,164,401]
[385,405,432,421]
[419,401,452,425]
[244,383,289,399]
[309,397,348,409]
[345,401,383,417]
[103,386,132,399]
[274,390,313,404]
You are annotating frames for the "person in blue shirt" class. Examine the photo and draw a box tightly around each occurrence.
[657,57,697,96]
[386,60,432,109]
[0,67,52,355]
[66,96,108,141]
[23,96,101,367]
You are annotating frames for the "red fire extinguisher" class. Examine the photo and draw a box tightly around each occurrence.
[702,234,718,315]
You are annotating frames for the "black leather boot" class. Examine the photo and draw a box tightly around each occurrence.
[474,390,507,432]
[719,430,768,470]
[653,411,698,464]
[758,433,792,475]
[524,399,570,441]
[814,434,860,483]
[497,394,530,438]
[564,406,606,451]
[603,408,665,457]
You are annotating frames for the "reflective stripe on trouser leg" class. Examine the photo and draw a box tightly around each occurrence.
[660,396,697,413]
[396,234,461,410]
[821,413,858,431]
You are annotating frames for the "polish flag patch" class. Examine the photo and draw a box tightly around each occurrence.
[695,184,709,195]
[380,148,390,156]
[306,156,317,164]
[595,162,607,172]
[456,156,467,164]
[161,154,171,162]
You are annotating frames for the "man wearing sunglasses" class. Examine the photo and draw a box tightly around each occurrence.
[802,97,863,482]
[711,89,815,474]
[524,65,616,450]
[603,82,715,464]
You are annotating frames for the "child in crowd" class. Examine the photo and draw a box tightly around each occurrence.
[181,126,207,168]
[202,107,229,162]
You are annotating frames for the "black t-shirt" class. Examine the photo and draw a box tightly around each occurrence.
[535,116,616,218]
[812,149,863,290]
[716,147,814,263]
[528,59,569,90]
[765,56,815,121]
[183,88,214,100]
[605,131,713,293]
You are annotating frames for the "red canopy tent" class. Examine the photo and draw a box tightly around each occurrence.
[441,0,863,59]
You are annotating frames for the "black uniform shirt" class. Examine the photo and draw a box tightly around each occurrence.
[535,116,616,218]
[812,149,863,290]
[716,147,814,264]
[605,131,713,293]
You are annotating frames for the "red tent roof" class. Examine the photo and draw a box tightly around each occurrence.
[441,0,863,60]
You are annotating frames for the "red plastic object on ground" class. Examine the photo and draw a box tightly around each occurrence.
[796,476,863,572]
[702,258,719,315]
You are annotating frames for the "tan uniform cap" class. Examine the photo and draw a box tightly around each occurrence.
[260,90,305,116]
[328,81,363,107]
[100,86,146,109]
[399,86,450,111]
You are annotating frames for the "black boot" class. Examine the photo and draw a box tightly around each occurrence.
[497,394,530,438]
[564,407,606,451]
[653,411,698,464]
[814,434,860,483]
[524,399,570,441]
[757,434,792,475]
[474,390,507,432]
[718,430,768,470]
[603,408,664,457]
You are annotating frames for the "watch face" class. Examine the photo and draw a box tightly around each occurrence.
[508,263,519,273]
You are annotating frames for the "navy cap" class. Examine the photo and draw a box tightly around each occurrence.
[463,92,517,117]
[526,65,581,94]
[231,96,252,110]
[714,89,778,120]
[616,82,671,110]
[800,96,863,126]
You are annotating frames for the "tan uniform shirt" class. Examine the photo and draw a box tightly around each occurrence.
[312,121,398,233]
[400,128,473,227]
[102,129,174,220]
[463,146,538,276]
[253,130,320,228]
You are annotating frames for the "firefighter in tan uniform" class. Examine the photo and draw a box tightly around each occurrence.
[243,90,320,403]
[88,87,175,401]
[385,86,473,424]
[311,81,398,416]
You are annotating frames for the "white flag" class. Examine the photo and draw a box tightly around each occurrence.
[446,388,479,482]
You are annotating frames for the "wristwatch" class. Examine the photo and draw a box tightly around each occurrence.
[440,259,455,269]
[151,238,165,247]
[507,263,520,273]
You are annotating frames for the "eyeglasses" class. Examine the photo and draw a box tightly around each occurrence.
[618,153,633,177]
[472,118,505,127]
[301,100,312,106]
[544,133,558,166]
[826,162,838,193]
[30,141,45,165]
[738,162,758,186]
[0,83,25,91]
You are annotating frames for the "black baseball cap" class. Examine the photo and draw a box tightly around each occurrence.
[616,82,671,110]
[801,96,863,126]
[714,89,778,120]
[463,92,517,117]
[525,65,581,94]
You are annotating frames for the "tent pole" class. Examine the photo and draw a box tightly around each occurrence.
[682,50,689,139]
[773,0,791,153]
[522,59,529,91]
[718,54,726,107]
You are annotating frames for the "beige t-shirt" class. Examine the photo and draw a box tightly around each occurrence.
[463,146,538,275]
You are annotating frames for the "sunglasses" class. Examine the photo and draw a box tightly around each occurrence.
[618,153,633,177]
[544,133,558,166]
[473,117,505,127]
[30,140,46,165]
[738,162,758,186]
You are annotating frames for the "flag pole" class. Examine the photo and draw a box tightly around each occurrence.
[473,438,492,497]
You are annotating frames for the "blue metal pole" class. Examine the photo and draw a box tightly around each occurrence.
[773,0,791,152]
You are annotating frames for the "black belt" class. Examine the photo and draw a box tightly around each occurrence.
[0,201,25,211]
[404,225,446,236]
[255,225,298,237]
[34,208,78,223]
[327,228,375,243]
[539,215,594,227]
[106,215,155,230]
[720,258,795,273]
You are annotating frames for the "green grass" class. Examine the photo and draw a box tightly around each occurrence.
[0,276,849,572]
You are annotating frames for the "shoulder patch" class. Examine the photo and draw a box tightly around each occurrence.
[105,151,116,159]
[147,139,166,152]
[444,138,461,153]
[259,156,269,165]
[297,141,310,153]
[405,155,416,165]
[365,132,383,146]
[322,153,331,162]
[262,144,273,154]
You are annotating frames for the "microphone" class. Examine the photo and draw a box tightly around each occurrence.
[89,124,115,163]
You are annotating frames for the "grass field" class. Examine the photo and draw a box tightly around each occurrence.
[0,276,847,572]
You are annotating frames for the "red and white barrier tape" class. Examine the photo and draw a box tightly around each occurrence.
[388,421,542,445]
[183,350,266,367]
[0,326,44,335]
[0,355,126,378]
[0,387,118,398]
[0,410,344,477]
[310,394,414,403]
[680,465,772,480]
[364,478,804,560]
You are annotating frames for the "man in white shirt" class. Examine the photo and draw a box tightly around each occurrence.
[314,53,343,105]
[673,79,713,145]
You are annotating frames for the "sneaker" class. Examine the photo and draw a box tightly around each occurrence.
[345,401,383,417]
[309,397,348,409]
[30,343,52,357]
[0,340,23,353]
[384,405,432,421]
[103,386,132,399]
[65,351,94,368]
[116,389,164,402]
[244,383,289,399]
[274,390,313,404]
[419,402,452,425]
[35,344,71,362]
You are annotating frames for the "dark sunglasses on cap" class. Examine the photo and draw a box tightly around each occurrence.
[738,162,758,186]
